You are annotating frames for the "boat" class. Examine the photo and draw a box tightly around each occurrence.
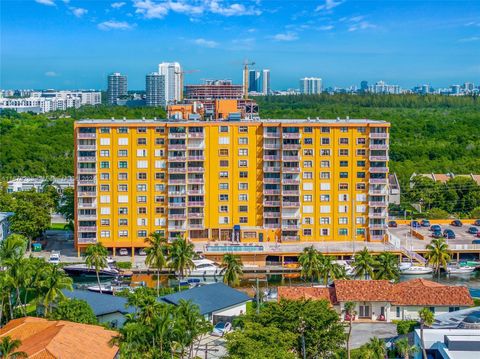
[87,284,132,295]
[399,261,413,271]
[333,260,355,276]
[447,266,476,274]
[401,266,433,275]
[62,263,119,278]
[187,259,221,277]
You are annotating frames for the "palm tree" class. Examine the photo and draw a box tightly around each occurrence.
[84,242,108,294]
[395,337,418,359]
[375,252,400,281]
[319,256,347,285]
[364,337,386,359]
[425,238,451,280]
[144,232,167,297]
[41,265,73,316]
[0,336,27,358]
[344,301,356,359]
[221,254,243,287]
[419,308,434,359]
[0,235,27,264]
[353,247,377,280]
[298,246,322,285]
[167,236,195,286]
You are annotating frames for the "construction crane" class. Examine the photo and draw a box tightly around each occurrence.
[242,59,255,100]
[175,69,200,102]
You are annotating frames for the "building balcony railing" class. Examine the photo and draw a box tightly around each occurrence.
[264,178,281,184]
[282,156,300,161]
[188,212,204,218]
[77,168,96,174]
[78,156,96,162]
[281,235,300,241]
[369,212,388,218]
[368,189,388,195]
[263,155,281,161]
[77,238,97,244]
[78,226,97,232]
[168,133,187,139]
[168,156,187,162]
[188,156,205,161]
[282,201,300,207]
[187,143,205,149]
[369,144,389,150]
[263,167,281,172]
[282,133,301,139]
[264,212,281,218]
[188,132,204,138]
[282,213,301,220]
[369,167,389,174]
[169,144,187,150]
[263,189,281,195]
[187,167,205,173]
[282,167,301,173]
[77,133,96,139]
[78,202,96,209]
[77,145,96,150]
[264,223,280,229]
[77,214,97,220]
[189,223,204,229]
[168,191,186,196]
[263,132,280,138]
[168,179,186,185]
[282,190,300,196]
[187,190,204,195]
[369,178,388,184]
[263,200,281,206]
[168,226,187,231]
[369,224,387,229]
[282,178,300,185]
[168,214,187,220]
[370,234,386,241]
[282,144,301,150]
[77,179,96,185]
[281,223,301,229]
[369,133,389,139]
[168,168,187,173]
[168,202,186,208]
[369,155,389,161]
[188,178,204,184]
[77,191,96,197]
[369,201,388,207]
[188,201,205,207]
[264,143,280,150]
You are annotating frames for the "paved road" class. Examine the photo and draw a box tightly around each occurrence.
[349,323,397,349]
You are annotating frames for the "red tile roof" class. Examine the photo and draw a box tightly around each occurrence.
[0,317,119,359]
[277,286,336,304]
[334,280,394,302]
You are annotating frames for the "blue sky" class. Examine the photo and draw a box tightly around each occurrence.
[1,0,479,90]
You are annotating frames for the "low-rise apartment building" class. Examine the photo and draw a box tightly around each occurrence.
[74,117,390,252]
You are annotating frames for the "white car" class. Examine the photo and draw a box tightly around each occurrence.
[48,252,60,265]
[138,248,147,256]
[118,248,129,256]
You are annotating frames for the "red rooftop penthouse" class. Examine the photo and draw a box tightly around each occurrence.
[278,279,473,322]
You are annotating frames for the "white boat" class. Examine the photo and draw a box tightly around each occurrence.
[333,260,355,276]
[187,259,221,277]
[399,261,413,271]
[401,266,433,275]
[87,284,132,295]
[447,266,476,274]
[63,263,120,277]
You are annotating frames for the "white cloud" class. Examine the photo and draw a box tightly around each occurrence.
[111,2,126,8]
[97,20,135,30]
[193,38,219,48]
[133,0,169,19]
[71,7,88,18]
[35,0,56,6]
[271,32,298,41]
[208,0,261,16]
[348,21,376,32]
[459,36,480,42]
[318,25,334,31]
[316,0,344,12]
[45,71,59,77]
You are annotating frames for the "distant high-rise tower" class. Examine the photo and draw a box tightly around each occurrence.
[158,62,182,104]
[248,70,260,92]
[299,77,322,94]
[107,72,127,105]
[262,69,271,95]
[360,80,368,92]
[146,72,165,107]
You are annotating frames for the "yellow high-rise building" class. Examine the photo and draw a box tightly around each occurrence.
[74,118,390,253]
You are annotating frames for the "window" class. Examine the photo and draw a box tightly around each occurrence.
[100,138,110,146]
[118,138,128,145]
[137,160,148,169]
[320,206,331,213]
[137,184,147,192]
[304,127,312,133]
[138,207,147,214]
[155,172,165,180]
[100,219,110,226]
[321,229,329,236]
[119,230,128,237]
[219,183,229,190]
[100,150,109,157]
[356,194,367,202]
[357,138,366,145]
[303,161,312,168]
[357,149,366,156]
[320,183,331,190]
[137,138,147,145]
[303,149,313,156]
[118,127,128,134]
[304,138,313,145]
[238,160,248,167]
[239,194,248,201]
[220,126,228,133]
[100,207,110,215]
[137,127,147,133]
[356,183,366,190]
[449,307,460,312]
[320,149,330,156]
[340,127,348,133]
[118,195,128,203]
[219,205,228,212]
[118,149,128,157]
[220,160,229,167]
[219,217,229,224]
[239,137,248,145]
[155,127,165,133]
[119,207,128,214]
[320,194,330,202]
[357,172,366,178]
[219,171,228,178]
[303,195,312,202]
[238,149,248,156]
[219,149,229,156]
[219,137,229,145]
[303,172,313,179]
[219,194,229,201]
[340,172,348,178]
[320,217,330,224]
[100,173,110,180]
[321,161,330,168]
[100,231,110,238]
[339,194,349,201]
[339,217,348,224]
[137,172,147,180]
[137,196,147,203]
[303,229,312,236]
[240,217,248,223]
[118,184,128,192]
[339,205,348,213]
[304,217,312,225]
[357,127,366,133]
[239,171,248,178]
[137,218,147,226]
[340,161,348,167]
[155,184,164,191]
[339,228,348,235]
[239,126,248,133]
[137,149,147,157]
[320,172,330,179]
[357,160,366,167]
[239,205,248,212]
[321,127,330,133]
[155,138,165,145]
[118,161,128,169]
[100,161,109,169]
[239,183,248,190]
[357,228,366,236]
[100,185,109,192]
[339,149,349,156]
[339,138,349,144]
[321,138,330,145]
[339,183,348,190]
[100,195,110,203]
[356,217,366,225]
[429,307,435,314]
[100,127,110,134]
[155,149,164,157]
[119,219,128,226]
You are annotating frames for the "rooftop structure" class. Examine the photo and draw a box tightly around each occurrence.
[410,173,480,186]
[167,99,259,120]
[414,328,480,359]
[7,177,74,193]
[184,82,244,100]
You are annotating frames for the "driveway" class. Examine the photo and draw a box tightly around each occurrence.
[349,322,397,349]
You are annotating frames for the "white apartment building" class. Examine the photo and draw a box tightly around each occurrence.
[299,77,322,94]
[158,62,182,103]
[7,177,74,194]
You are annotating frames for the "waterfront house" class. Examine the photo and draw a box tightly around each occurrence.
[0,316,119,359]
[413,328,480,359]
[278,279,473,322]
[160,283,251,323]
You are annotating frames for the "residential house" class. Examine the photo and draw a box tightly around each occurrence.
[0,212,13,243]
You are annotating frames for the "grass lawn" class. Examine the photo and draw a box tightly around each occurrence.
[49,223,67,230]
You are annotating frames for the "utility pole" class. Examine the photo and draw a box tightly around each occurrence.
[256,277,260,314]
[299,317,306,359]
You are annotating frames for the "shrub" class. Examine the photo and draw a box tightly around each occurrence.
[116,261,132,269]
[393,319,418,335]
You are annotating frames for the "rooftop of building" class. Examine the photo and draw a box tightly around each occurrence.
[0,317,119,359]
[62,289,134,316]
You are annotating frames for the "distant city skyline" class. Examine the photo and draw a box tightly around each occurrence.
[1,1,479,89]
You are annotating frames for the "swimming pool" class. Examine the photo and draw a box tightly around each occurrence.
[205,245,264,252]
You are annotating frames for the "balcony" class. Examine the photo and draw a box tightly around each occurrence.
[369,167,389,174]
[169,144,187,150]
[369,155,389,161]
[282,155,300,161]
[369,178,388,184]
[264,143,280,150]
[369,144,389,150]
[168,179,186,185]
[264,223,280,229]
[188,132,204,138]
[282,190,300,196]
[188,178,204,184]
[188,201,205,207]
[77,214,97,220]
[282,167,301,173]
[77,179,96,185]
[77,191,96,197]
[282,201,300,207]
[168,191,186,196]
[264,212,281,218]
[282,178,300,185]
[263,155,281,161]
[263,200,281,206]
[78,133,96,139]
[77,145,96,150]
[77,238,97,244]
[369,132,389,139]
[187,167,205,173]
[77,168,96,174]
[368,201,388,207]
[263,189,281,195]
[188,155,204,161]
[263,166,281,172]
[78,202,96,209]
[263,132,280,138]
[282,213,301,220]
[187,189,204,195]
[368,189,388,195]
[282,144,301,150]
[369,212,388,218]
[189,223,204,229]
[168,225,187,231]
[282,223,301,229]
[169,214,187,220]
[281,235,300,241]
[78,156,96,162]
[282,133,301,139]
[169,167,187,173]
[264,178,281,184]
[168,133,187,139]
[370,234,386,241]
[187,142,205,149]
[188,212,204,218]
[168,202,186,208]
[168,156,187,162]
[369,224,387,229]
[78,226,97,232]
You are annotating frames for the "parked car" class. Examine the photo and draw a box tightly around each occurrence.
[430,224,441,232]
[212,322,232,337]
[477,232,480,238]
[468,227,479,235]
[410,221,421,228]
[443,229,456,239]
[474,219,480,226]
[421,219,431,227]
[451,220,463,227]
[432,231,443,239]
[388,221,398,228]
[138,248,147,256]
[118,248,129,256]
[472,239,480,245]
[48,252,60,265]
